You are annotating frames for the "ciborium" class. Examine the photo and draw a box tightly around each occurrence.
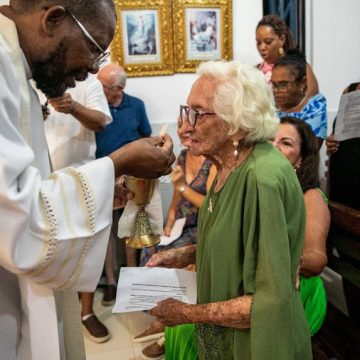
[123,176,161,249]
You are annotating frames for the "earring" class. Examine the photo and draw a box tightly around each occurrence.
[294,160,302,172]
[233,140,239,157]
[278,47,284,56]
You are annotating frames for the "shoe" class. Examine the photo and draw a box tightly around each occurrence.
[141,336,165,360]
[101,284,117,306]
[133,323,164,343]
[82,314,110,343]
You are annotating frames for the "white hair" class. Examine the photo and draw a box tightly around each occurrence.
[197,60,279,143]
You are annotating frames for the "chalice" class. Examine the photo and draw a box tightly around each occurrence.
[123,176,161,249]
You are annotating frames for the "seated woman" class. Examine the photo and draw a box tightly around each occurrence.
[255,14,319,96]
[273,116,330,335]
[271,49,327,148]
[134,120,216,352]
[139,120,216,266]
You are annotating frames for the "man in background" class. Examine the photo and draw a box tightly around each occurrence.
[96,63,152,305]
[40,74,113,343]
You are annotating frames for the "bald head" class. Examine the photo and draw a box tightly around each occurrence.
[98,63,127,88]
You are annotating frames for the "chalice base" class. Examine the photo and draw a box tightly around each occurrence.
[126,207,161,249]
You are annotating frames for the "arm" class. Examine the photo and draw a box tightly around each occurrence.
[172,165,205,209]
[300,189,329,277]
[305,63,319,97]
[48,93,107,131]
[325,134,339,154]
[149,295,252,329]
[163,188,181,236]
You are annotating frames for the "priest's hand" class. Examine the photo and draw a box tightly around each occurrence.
[109,134,175,178]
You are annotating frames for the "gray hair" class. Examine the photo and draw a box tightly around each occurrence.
[197,60,279,143]
[114,69,127,88]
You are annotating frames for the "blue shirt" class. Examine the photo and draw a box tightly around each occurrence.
[277,94,328,139]
[95,93,152,158]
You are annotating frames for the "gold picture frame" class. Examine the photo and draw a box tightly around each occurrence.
[111,0,174,77]
[173,0,233,73]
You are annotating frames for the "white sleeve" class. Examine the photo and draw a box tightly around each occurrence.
[0,64,114,292]
[84,74,112,124]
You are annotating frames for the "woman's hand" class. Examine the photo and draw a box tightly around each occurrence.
[172,165,186,191]
[149,298,192,327]
[325,134,339,154]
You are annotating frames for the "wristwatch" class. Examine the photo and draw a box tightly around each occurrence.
[178,185,186,193]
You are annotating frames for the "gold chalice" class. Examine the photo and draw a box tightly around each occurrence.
[123,176,161,249]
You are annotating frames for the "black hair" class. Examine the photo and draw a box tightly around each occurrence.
[280,116,320,193]
[273,48,307,81]
[256,14,295,52]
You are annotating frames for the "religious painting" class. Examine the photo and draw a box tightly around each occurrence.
[111,0,174,77]
[173,0,232,73]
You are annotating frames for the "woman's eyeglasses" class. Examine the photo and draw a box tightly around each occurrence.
[270,77,304,92]
[179,105,216,127]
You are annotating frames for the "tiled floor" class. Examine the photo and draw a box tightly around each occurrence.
[84,290,159,360]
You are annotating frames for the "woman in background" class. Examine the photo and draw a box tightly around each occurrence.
[272,50,327,148]
[256,14,318,97]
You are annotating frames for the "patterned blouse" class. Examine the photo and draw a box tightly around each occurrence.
[277,93,328,139]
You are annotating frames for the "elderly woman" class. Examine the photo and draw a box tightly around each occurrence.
[272,50,327,148]
[147,60,312,359]
[256,14,318,97]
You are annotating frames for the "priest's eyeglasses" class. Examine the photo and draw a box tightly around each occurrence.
[179,105,216,127]
[66,10,109,69]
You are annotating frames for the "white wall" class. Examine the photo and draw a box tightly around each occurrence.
[306,0,360,187]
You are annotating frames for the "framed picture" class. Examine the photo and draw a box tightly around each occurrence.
[111,0,174,77]
[173,0,233,73]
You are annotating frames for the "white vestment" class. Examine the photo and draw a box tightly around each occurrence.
[39,75,112,169]
[0,14,114,360]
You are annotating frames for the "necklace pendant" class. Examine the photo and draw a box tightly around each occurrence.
[208,198,213,213]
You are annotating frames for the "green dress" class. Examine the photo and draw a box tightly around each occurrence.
[195,142,312,360]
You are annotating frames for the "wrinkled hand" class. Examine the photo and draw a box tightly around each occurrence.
[109,134,175,178]
[325,134,339,154]
[145,246,195,268]
[48,92,76,114]
[149,298,192,327]
[113,176,134,209]
[171,165,186,190]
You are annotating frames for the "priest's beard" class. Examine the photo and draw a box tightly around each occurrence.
[32,41,70,99]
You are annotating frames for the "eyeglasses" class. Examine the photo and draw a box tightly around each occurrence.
[270,80,301,92]
[102,84,122,92]
[66,10,109,69]
[179,105,216,127]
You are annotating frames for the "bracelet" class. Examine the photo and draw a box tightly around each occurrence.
[178,185,186,193]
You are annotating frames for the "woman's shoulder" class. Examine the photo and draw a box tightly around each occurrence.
[304,188,328,204]
[245,142,295,183]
